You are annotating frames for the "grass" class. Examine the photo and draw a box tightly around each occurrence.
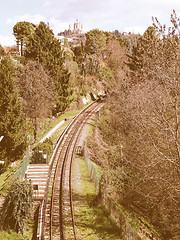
[0,230,31,240]
[0,102,94,238]
[0,160,22,196]
[31,109,81,150]
[72,157,123,240]
[31,101,93,148]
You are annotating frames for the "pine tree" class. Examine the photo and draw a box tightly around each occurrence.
[1,179,33,234]
[127,26,159,71]
[13,21,34,56]
[0,57,27,164]
[25,22,71,114]
[85,29,107,55]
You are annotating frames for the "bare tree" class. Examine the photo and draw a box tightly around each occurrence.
[89,11,180,239]
[17,60,54,141]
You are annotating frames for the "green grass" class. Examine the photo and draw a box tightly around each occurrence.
[0,160,22,196]
[0,230,31,240]
[32,101,93,148]
[0,102,94,239]
[72,157,123,240]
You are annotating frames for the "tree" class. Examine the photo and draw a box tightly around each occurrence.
[127,26,159,72]
[25,22,71,114]
[0,44,5,56]
[1,179,33,234]
[0,56,27,164]
[17,60,54,141]
[88,11,180,239]
[104,38,128,82]
[85,29,107,55]
[13,21,34,56]
[97,66,114,94]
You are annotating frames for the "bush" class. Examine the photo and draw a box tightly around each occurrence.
[0,179,33,234]
[30,138,53,164]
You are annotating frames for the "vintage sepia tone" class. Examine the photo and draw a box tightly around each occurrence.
[0,1,180,240]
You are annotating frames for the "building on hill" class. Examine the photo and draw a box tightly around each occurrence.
[58,19,84,36]
[73,19,83,34]
[57,19,85,46]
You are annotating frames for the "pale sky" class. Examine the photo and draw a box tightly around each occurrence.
[0,0,180,46]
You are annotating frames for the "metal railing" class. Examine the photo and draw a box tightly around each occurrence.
[14,151,30,179]
[84,149,99,193]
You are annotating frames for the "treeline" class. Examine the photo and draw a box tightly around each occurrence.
[0,19,139,235]
[87,11,180,240]
[0,21,136,171]
[0,22,72,169]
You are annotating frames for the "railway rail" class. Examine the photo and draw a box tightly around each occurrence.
[37,100,104,240]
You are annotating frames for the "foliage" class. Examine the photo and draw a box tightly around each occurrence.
[105,38,128,73]
[13,22,34,56]
[0,230,30,240]
[89,11,180,240]
[97,67,114,94]
[31,138,53,164]
[1,179,33,234]
[25,22,71,114]
[17,60,54,140]
[85,29,107,55]
[0,56,27,165]
[127,26,159,71]
[0,44,5,56]
[72,43,84,65]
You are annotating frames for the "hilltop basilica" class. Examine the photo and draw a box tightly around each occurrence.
[58,19,84,37]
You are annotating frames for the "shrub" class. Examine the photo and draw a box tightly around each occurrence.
[31,138,53,164]
[0,179,33,234]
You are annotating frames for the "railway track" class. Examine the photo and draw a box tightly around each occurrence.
[37,101,104,240]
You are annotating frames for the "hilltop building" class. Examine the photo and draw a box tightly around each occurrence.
[72,19,83,34]
[58,19,84,37]
[57,19,85,46]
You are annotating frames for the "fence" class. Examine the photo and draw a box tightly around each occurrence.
[83,149,159,240]
[84,149,100,193]
[14,151,30,179]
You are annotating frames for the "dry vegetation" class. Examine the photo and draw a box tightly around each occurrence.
[87,11,180,240]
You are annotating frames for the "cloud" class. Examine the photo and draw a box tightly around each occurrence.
[41,0,180,33]
[46,18,70,34]
[0,35,16,47]
[7,14,46,25]
[2,0,180,47]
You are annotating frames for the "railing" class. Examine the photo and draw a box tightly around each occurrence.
[14,151,30,179]
[84,149,100,193]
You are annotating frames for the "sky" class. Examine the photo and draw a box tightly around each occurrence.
[0,0,180,46]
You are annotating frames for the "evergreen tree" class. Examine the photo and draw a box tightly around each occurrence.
[25,22,71,114]
[0,57,27,164]
[0,44,5,57]
[85,29,107,55]
[13,21,34,56]
[127,26,159,71]
[1,179,33,234]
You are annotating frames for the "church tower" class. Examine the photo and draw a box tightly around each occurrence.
[73,19,83,33]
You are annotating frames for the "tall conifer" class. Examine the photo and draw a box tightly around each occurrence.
[25,22,71,114]
[0,57,27,164]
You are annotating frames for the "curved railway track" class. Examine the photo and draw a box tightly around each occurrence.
[37,101,104,240]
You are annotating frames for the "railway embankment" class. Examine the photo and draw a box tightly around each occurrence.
[74,109,161,240]
[81,148,160,240]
